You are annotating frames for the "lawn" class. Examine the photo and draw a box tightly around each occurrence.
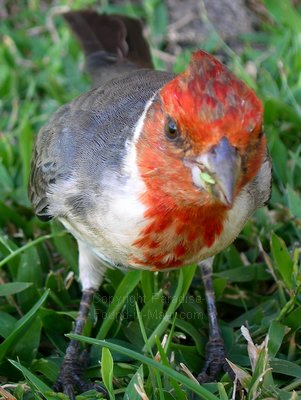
[1,0,301,399]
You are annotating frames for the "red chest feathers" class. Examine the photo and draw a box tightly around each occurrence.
[131,199,227,270]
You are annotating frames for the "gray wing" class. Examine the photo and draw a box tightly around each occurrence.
[29,104,71,220]
[29,69,174,221]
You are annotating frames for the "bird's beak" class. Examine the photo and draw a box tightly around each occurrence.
[186,137,241,206]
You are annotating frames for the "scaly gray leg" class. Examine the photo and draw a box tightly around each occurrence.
[53,288,107,399]
[197,258,234,382]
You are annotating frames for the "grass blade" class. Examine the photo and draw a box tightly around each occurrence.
[0,290,49,362]
[143,265,196,352]
[96,270,141,340]
[69,333,219,400]
[101,347,115,400]
[0,282,32,296]
[9,359,56,400]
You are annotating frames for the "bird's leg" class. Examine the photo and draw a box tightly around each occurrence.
[53,287,107,399]
[197,258,234,383]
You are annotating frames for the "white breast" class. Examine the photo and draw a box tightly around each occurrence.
[55,95,155,269]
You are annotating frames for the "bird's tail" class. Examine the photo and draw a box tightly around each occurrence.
[63,10,153,87]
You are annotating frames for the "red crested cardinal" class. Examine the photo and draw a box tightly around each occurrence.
[29,10,272,399]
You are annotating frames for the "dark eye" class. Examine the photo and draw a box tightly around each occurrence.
[166,117,179,141]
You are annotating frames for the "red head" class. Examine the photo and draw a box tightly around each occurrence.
[133,50,266,269]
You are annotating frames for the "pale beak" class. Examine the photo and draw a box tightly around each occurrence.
[187,137,241,206]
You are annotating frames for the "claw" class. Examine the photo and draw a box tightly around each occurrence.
[65,384,76,400]
[197,337,234,383]
[53,345,108,399]
[53,288,108,399]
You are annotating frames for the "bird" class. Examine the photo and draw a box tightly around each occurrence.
[28,9,272,400]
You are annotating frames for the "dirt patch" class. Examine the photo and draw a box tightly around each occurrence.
[166,0,259,54]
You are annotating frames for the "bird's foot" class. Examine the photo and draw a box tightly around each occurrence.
[53,347,107,400]
[197,337,234,383]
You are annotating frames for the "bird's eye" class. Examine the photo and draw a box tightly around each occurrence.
[166,117,179,141]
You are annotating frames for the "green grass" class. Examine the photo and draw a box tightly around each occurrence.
[1,0,301,399]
